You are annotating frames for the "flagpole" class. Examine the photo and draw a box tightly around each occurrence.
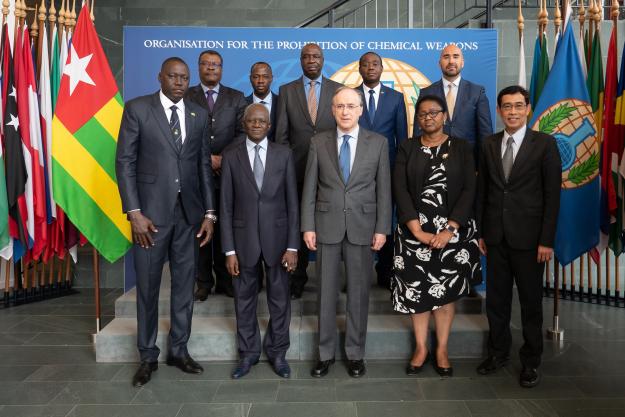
[547,257,564,342]
[554,0,561,43]
[59,0,66,35]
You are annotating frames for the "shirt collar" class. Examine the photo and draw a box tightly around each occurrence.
[303,74,323,85]
[246,137,268,151]
[504,124,527,145]
[253,93,272,105]
[337,125,359,140]
[442,75,462,90]
[201,83,220,94]
[364,82,381,96]
[159,90,185,112]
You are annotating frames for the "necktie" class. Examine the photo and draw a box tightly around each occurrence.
[206,89,215,113]
[339,134,351,184]
[502,136,514,181]
[169,105,182,152]
[253,144,264,190]
[446,82,455,120]
[368,89,376,122]
[307,80,318,124]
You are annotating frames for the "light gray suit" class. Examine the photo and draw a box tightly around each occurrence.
[301,128,392,361]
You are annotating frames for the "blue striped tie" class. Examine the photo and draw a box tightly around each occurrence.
[339,134,351,184]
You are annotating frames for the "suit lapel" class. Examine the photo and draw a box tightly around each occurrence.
[317,78,333,125]
[295,78,314,126]
[452,79,466,122]
[150,93,179,154]
[324,132,343,182]
[262,142,277,195]
[181,100,195,153]
[237,142,260,193]
[490,132,506,183]
[508,128,535,181]
[358,84,371,126]
[348,130,370,186]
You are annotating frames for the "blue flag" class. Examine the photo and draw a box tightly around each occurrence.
[529,23,600,265]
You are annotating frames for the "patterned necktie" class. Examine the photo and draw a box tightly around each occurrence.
[339,134,351,184]
[170,105,182,152]
[368,89,376,123]
[307,80,318,124]
[502,136,514,181]
[446,82,455,120]
[253,144,264,190]
[206,89,215,113]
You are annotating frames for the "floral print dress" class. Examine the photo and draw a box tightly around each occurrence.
[391,139,481,314]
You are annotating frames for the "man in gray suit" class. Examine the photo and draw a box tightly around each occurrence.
[275,43,343,299]
[116,57,215,387]
[220,104,299,379]
[301,87,392,378]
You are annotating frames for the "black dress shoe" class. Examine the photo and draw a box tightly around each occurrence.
[290,283,304,299]
[406,355,429,376]
[347,359,366,378]
[311,358,335,378]
[132,361,157,387]
[166,355,203,374]
[270,358,291,378]
[215,285,235,298]
[194,288,210,302]
[476,355,510,375]
[434,361,453,378]
[231,357,259,379]
[520,367,540,388]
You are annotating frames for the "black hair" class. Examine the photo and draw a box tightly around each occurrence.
[497,85,530,107]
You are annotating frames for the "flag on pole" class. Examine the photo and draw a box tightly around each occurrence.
[530,31,550,108]
[0,23,12,260]
[613,37,625,254]
[530,21,600,265]
[52,5,131,262]
[518,31,527,88]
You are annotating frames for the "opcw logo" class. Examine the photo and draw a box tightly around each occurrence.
[531,99,599,189]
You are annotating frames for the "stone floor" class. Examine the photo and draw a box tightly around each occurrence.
[0,288,624,417]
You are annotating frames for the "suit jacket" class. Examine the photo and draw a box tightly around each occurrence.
[116,92,214,225]
[275,76,343,184]
[245,92,278,142]
[477,128,561,250]
[413,78,493,159]
[185,83,247,162]
[358,83,408,166]
[393,137,476,227]
[301,128,392,245]
[220,141,299,267]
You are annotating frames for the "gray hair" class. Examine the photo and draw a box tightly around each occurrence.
[332,85,364,106]
[242,103,270,121]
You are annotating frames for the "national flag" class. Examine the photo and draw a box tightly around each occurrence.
[52,6,131,262]
[518,30,526,88]
[0,23,12,260]
[530,22,600,265]
[529,31,550,108]
[613,38,625,254]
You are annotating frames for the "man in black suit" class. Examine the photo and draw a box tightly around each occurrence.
[245,62,278,141]
[357,51,408,289]
[116,57,215,387]
[275,43,343,299]
[186,50,248,300]
[476,85,561,388]
[220,104,299,379]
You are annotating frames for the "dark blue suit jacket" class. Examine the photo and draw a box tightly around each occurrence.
[412,78,493,161]
[358,84,408,167]
[245,92,278,142]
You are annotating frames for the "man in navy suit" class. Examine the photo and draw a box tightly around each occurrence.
[357,52,408,289]
[245,62,278,142]
[412,44,493,163]
[220,104,299,379]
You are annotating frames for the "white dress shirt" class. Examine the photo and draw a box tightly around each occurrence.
[253,93,272,114]
[336,126,359,173]
[364,83,381,114]
[159,90,186,142]
[501,125,527,161]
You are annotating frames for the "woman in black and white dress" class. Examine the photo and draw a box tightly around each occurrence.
[392,94,481,377]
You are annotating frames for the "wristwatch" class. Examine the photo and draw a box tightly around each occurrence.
[205,213,218,223]
[445,224,457,234]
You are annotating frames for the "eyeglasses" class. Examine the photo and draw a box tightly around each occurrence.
[199,61,222,68]
[334,104,362,111]
[417,110,444,120]
[500,103,527,112]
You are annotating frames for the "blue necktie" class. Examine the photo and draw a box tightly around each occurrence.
[368,89,376,123]
[339,134,351,184]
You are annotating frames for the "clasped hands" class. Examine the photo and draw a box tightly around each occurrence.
[414,229,453,250]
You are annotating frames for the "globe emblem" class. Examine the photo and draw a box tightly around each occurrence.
[530,99,599,189]
[329,58,430,136]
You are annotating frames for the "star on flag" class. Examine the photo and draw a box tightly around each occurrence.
[63,44,96,95]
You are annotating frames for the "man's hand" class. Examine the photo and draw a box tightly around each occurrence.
[211,155,222,175]
[537,245,553,263]
[430,230,453,250]
[371,233,386,251]
[196,219,214,247]
[128,211,157,249]
[303,231,317,251]
[225,254,240,277]
[281,251,298,273]
[478,238,487,256]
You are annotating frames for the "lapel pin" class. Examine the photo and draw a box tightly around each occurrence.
[190,112,196,117]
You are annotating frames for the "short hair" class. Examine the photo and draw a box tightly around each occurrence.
[198,49,223,64]
[333,85,364,106]
[161,56,188,72]
[300,43,323,57]
[416,94,448,114]
[243,103,270,121]
[250,61,272,74]
[359,51,383,66]
[497,85,530,107]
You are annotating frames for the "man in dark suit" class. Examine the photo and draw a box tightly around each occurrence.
[357,51,408,289]
[116,57,215,387]
[245,62,278,141]
[186,50,248,300]
[302,87,392,378]
[413,44,492,162]
[220,104,299,379]
[476,85,561,388]
[275,43,343,299]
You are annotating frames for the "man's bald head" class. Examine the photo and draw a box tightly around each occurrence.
[439,44,464,80]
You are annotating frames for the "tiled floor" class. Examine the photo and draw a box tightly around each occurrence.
[0,288,624,416]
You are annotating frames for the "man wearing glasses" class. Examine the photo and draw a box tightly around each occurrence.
[301,87,391,378]
[186,50,248,300]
